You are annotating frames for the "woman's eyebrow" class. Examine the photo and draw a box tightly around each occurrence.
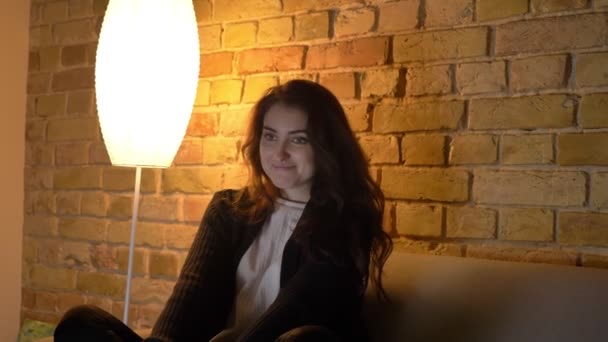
[262,126,307,134]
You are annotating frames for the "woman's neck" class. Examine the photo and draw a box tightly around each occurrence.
[279,189,310,203]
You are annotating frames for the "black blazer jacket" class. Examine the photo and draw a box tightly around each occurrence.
[144,189,367,342]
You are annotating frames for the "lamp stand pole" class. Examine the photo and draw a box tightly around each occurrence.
[123,166,142,324]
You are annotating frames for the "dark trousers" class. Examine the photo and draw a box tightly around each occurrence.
[54,305,142,342]
[55,305,340,342]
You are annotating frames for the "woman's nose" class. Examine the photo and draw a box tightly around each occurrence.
[275,141,290,160]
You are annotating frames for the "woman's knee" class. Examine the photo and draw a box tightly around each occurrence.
[276,325,341,342]
[57,305,114,329]
[54,305,122,342]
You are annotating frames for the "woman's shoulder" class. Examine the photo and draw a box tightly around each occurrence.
[212,188,241,200]
[208,188,250,214]
[213,187,252,201]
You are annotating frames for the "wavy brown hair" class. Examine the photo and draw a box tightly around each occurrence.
[237,79,392,300]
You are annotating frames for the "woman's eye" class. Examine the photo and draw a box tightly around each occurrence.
[292,136,308,144]
[263,133,276,141]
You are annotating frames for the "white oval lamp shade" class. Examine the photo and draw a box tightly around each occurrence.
[95,0,200,168]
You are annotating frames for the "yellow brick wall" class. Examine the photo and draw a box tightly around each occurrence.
[23,0,608,327]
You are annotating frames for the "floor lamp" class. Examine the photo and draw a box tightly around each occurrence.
[95,0,199,324]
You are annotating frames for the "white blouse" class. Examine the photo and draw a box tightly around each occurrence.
[211,197,306,341]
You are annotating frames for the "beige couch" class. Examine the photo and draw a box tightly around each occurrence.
[38,251,608,341]
[363,251,608,341]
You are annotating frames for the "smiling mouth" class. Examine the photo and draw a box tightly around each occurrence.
[272,165,295,169]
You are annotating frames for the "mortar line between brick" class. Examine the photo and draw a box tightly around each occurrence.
[371,6,380,34]
[389,202,396,236]
[326,10,336,40]
[553,209,559,243]
[417,0,427,29]
[443,135,451,166]
[495,209,500,240]
[462,99,470,130]
[354,71,361,99]
[290,16,295,42]
[397,134,404,164]
[566,53,577,90]
[496,134,502,165]
[505,60,512,95]
[569,97,582,136]
[450,64,457,94]
[472,0,478,22]
[487,26,496,58]
[386,36,394,65]
[551,133,558,166]
[467,170,474,204]
[441,206,447,238]
[584,171,591,207]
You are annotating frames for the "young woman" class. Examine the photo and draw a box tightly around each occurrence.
[54,80,393,342]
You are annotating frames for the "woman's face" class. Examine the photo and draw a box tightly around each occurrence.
[259,103,315,202]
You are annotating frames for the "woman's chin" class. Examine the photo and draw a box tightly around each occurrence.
[269,178,295,191]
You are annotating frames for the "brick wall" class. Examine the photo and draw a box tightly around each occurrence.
[24,0,608,327]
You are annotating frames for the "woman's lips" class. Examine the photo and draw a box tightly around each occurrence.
[272,165,295,170]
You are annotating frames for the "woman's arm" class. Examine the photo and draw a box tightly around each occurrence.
[144,191,235,342]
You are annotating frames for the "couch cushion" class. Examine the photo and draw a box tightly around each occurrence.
[363,252,608,342]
